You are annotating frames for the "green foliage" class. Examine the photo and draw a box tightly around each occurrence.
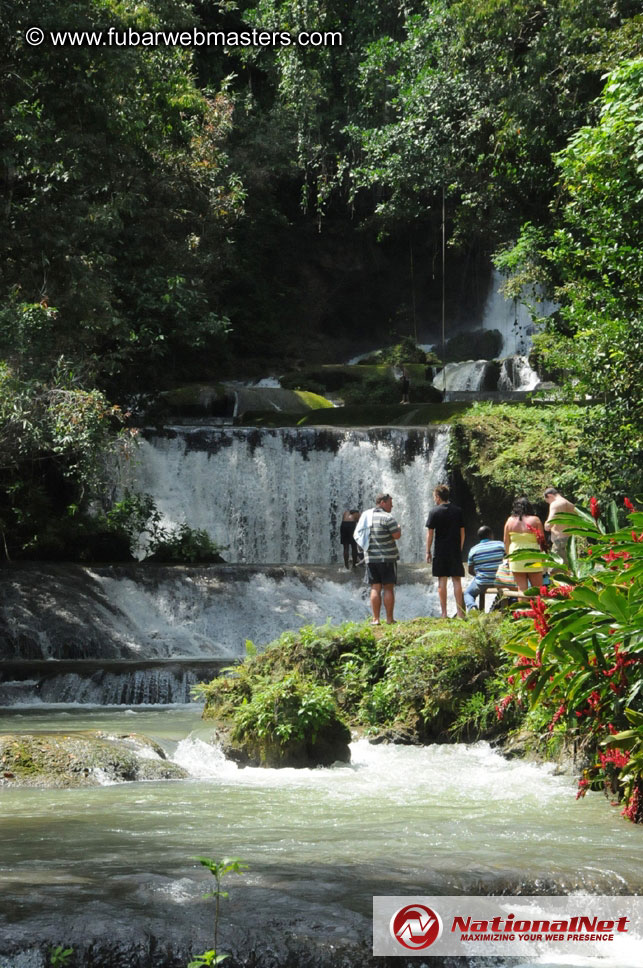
[502,498,643,821]
[233,672,338,745]
[341,0,640,243]
[450,402,589,537]
[1,0,241,394]
[498,60,643,500]
[144,521,224,564]
[189,857,248,968]
[199,615,518,743]
[377,337,428,365]
[0,356,134,559]
[49,947,73,968]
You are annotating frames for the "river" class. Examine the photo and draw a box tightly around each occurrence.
[1,704,642,967]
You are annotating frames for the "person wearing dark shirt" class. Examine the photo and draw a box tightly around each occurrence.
[426,484,465,618]
[340,508,361,569]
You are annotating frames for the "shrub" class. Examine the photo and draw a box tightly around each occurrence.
[144,521,224,563]
[500,498,643,822]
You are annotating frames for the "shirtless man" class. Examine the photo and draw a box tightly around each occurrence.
[340,509,361,569]
[543,487,577,563]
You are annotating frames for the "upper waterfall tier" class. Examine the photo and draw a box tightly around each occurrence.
[125,426,450,564]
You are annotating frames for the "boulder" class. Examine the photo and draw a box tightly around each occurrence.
[0,731,188,787]
[216,719,351,769]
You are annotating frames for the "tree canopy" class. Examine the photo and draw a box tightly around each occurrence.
[1,0,641,556]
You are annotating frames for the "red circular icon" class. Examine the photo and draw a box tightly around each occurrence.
[390,903,443,950]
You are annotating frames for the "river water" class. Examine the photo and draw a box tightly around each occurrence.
[1,704,642,967]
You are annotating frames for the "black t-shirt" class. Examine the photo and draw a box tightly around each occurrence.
[426,502,464,557]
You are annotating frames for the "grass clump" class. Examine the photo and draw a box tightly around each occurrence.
[196,614,521,746]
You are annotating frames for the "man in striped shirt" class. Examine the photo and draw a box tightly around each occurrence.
[361,492,401,625]
[464,526,505,612]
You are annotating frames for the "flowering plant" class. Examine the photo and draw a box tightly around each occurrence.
[501,498,643,822]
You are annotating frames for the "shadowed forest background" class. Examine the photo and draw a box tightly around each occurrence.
[1,0,641,560]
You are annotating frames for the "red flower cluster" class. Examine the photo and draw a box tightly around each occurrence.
[548,703,566,732]
[576,778,590,800]
[602,549,632,567]
[589,497,601,520]
[599,748,630,770]
[513,596,550,638]
[526,522,547,551]
[603,643,638,691]
[575,689,602,720]
[539,584,573,599]
[622,786,642,823]
[624,497,635,512]
[495,694,513,721]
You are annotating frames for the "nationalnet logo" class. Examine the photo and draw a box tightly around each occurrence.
[373,896,643,958]
[389,904,443,950]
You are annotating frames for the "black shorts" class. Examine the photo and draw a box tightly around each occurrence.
[366,560,397,585]
[432,555,464,578]
[340,521,357,545]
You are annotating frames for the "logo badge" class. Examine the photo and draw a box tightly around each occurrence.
[390,903,443,950]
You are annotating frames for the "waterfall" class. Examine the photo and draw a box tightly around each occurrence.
[498,355,540,391]
[126,426,450,564]
[432,360,491,393]
[481,269,556,356]
[0,564,443,704]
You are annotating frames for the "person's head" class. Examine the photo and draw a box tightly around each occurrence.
[477,525,493,541]
[375,492,393,511]
[512,496,534,519]
[543,487,559,504]
[433,484,450,504]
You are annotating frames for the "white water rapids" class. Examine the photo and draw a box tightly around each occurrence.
[1,706,642,967]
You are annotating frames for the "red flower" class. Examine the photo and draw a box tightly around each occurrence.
[599,749,630,769]
[576,778,590,800]
[526,522,548,551]
[624,497,635,512]
[589,497,600,521]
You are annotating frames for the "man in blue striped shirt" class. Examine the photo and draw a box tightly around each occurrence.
[464,526,505,612]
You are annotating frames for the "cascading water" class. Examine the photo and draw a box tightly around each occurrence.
[432,360,492,393]
[1,706,642,968]
[0,564,442,704]
[498,354,541,391]
[124,426,450,564]
[481,269,557,357]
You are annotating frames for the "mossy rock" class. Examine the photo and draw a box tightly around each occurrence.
[215,718,351,769]
[0,732,188,787]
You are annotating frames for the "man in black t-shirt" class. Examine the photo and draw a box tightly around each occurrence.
[425,484,465,618]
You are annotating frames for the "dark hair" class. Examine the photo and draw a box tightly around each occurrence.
[433,484,450,502]
[544,487,559,497]
[512,496,534,519]
[477,525,493,540]
[375,492,392,505]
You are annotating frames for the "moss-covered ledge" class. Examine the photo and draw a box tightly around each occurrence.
[0,731,188,787]
[195,614,522,767]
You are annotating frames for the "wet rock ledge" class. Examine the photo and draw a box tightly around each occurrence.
[0,731,188,787]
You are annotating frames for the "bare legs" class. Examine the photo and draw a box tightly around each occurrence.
[437,577,465,619]
[370,583,396,624]
[514,571,543,592]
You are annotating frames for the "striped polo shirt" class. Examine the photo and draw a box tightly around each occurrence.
[467,539,505,584]
[365,508,400,562]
